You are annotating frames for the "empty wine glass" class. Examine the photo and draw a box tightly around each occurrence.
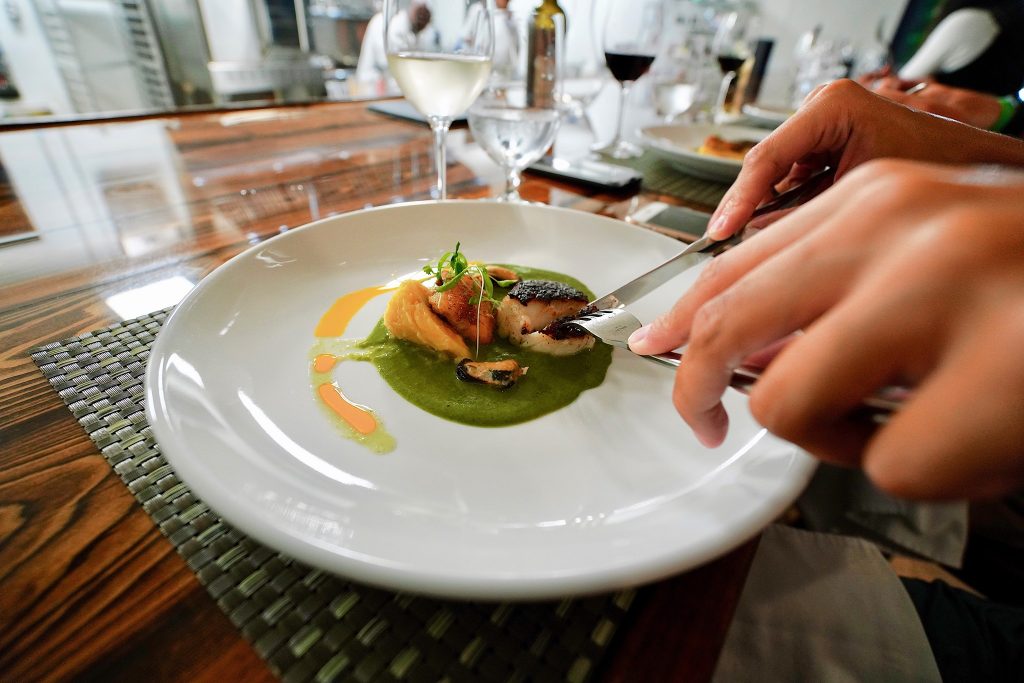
[385,0,493,199]
[593,0,665,159]
[557,0,607,123]
[468,9,563,202]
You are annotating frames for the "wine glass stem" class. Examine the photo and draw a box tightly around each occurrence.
[502,166,521,202]
[614,81,633,146]
[429,116,453,200]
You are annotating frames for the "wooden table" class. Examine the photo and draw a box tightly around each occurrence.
[0,100,757,682]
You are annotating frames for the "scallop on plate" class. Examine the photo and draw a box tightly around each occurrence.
[639,123,770,183]
[145,200,815,600]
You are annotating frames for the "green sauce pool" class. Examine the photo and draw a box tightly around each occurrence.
[359,265,613,427]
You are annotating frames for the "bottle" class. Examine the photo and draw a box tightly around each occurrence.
[526,0,565,108]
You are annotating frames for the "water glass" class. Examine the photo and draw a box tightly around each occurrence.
[468,10,563,203]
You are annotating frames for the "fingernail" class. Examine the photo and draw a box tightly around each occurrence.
[707,213,729,239]
[627,325,649,349]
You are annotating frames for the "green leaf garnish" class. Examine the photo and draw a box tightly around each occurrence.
[426,242,514,305]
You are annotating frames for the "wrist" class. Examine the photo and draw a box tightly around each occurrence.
[991,88,1024,136]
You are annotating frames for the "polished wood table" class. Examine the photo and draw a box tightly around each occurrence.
[0,100,757,682]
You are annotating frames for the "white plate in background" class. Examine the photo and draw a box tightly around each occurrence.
[640,123,769,183]
[742,103,795,129]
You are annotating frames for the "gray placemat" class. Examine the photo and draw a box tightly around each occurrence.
[605,152,730,209]
[30,309,636,683]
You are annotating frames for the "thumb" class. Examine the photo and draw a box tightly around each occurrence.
[628,301,693,355]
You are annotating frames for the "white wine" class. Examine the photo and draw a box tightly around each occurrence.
[387,52,492,119]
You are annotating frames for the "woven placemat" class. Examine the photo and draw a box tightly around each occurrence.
[31,310,636,683]
[604,152,729,209]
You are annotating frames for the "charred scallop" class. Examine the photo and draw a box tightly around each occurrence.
[429,272,497,345]
[497,280,595,356]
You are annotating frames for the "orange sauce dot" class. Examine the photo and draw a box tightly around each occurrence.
[313,354,337,373]
[315,284,399,338]
[317,383,377,435]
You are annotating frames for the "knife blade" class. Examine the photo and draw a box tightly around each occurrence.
[588,167,835,310]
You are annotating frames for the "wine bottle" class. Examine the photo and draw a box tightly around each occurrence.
[526,0,564,108]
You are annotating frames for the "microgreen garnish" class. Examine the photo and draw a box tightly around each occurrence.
[422,242,515,305]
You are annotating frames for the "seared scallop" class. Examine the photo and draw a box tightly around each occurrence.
[429,273,496,345]
[497,280,595,356]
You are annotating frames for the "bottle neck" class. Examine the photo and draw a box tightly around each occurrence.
[539,0,563,14]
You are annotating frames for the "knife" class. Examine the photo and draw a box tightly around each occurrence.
[589,167,835,310]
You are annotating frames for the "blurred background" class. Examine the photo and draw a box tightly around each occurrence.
[0,0,943,123]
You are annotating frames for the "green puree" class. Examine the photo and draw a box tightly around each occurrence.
[360,265,613,427]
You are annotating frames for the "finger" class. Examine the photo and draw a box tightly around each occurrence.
[669,207,881,446]
[745,266,947,466]
[707,84,858,239]
[630,180,861,356]
[864,318,1024,500]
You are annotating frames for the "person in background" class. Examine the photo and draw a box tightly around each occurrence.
[629,79,1024,679]
[462,0,516,75]
[355,0,438,83]
[871,77,1024,136]
[890,0,1024,95]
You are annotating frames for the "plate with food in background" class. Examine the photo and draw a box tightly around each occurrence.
[741,103,795,129]
[639,123,769,183]
[145,200,814,600]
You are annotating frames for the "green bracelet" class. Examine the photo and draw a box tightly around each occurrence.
[991,95,1019,132]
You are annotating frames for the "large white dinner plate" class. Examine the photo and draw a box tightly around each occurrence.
[145,201,814,600]
[639,123,769,183]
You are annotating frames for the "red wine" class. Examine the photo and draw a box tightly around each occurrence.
[604,51,656,83]
[716,54,746,74]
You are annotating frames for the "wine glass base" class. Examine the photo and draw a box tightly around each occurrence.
[591,138,644,160]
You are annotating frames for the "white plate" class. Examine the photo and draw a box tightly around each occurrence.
[742,103,794,129]
[145,201,814,600]
[639,123,769,183]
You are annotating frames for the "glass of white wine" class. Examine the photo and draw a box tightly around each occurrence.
[468,9,563,202]
[385,0,493,200]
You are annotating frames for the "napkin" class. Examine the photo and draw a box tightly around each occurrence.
[712,524,941,682]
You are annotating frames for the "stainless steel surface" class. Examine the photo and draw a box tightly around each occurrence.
[587,231,741,311]
[567,307,682,369]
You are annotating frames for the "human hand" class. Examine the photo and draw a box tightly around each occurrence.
[630,160,1024,500]
[707,79,1024,239]
[853,64,892,88]
[871,78,1004,130]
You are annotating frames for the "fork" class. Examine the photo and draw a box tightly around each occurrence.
[565,307,902,422]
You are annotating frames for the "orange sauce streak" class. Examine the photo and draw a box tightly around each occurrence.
[315,284,399,337]
[317,383,377,435]
[313,354,337,373]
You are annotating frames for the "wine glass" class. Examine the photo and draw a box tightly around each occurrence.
[556,0,606,126]
[468,9,563,202]
[384,0,493,200]
[593,0,665,159]
[711,10,753,123]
